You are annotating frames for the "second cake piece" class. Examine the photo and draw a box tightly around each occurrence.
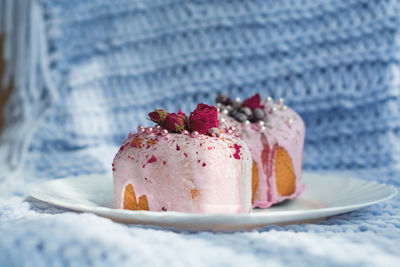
[217,94,306,208]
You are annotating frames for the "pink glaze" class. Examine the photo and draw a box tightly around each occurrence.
[113,133,252,213]
[219,100,305,208]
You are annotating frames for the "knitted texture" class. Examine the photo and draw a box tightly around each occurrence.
[0,0,400,266]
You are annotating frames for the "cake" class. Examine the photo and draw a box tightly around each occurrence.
[113,104,252,213]
[217,93,305,208]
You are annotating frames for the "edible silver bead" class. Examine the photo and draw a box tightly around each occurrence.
[161,129,169,136]
[191,131,199,138]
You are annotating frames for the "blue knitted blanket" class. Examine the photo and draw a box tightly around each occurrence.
[1,0,400,266]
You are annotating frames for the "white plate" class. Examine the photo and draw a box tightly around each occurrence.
[29,172,397,231]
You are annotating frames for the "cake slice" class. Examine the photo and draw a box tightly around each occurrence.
[113,104,252,213]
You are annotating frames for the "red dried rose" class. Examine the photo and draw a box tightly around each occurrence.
[241,93,264,109]
[164,113,186,133]
[149,108,168,125]
[189,103,219,135]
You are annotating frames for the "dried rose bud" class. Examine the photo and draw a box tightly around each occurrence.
[164,113,186,133]
[242,93,264,109]
[189,103,219,135]
[148,108,168,125]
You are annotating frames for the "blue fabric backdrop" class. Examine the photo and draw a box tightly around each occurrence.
[0,0,399,266]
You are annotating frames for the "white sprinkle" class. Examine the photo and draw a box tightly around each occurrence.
[222,109,229,114]
[258,121,265,126]
[220,117,226,123]
[235,97,241,102]
[271,107,277,113]
[288,119,293,125]
[266,96,273,102]
[216,103,222,107]
[244,120,250,125]
[260,126,266,131]
[278,98,284,105]
[281,105,288,111]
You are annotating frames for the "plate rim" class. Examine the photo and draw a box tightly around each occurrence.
[28,172,398,220]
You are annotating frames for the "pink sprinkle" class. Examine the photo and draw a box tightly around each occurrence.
[202,163,206,167]
[147,155,157,164]
[196,151,198,154]
[233,143,241,160]
[120,145,125,151]
[163,161,166,165]
[112,168,115,171]
[184,152,188,158]
[142,164,145,168]
[112,163,114,167]
[198,160,200,163]
[176,145,181,151]
[207,147,212,150]
[200,143,203,147]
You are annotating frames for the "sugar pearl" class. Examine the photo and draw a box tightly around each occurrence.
[235,97,241,102]
[182,130,190,135]
[220,117,226,123]
[161,129,169,136]
[191,131,199,138]
[129,132,135,137]
[260,126,266,131]
[244,120,250,125]
[229,126,236,131]
[222,109,229,115]
[227,129,233,135]
[137,125,145,131]
[271,107,277,113]
[154,125,162,131]
[278,98,284,105]
[266,96,273,102]
[138,128,146,134]
[281,105,288,111]
[146,127,154,134]
[258,121,265,126]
